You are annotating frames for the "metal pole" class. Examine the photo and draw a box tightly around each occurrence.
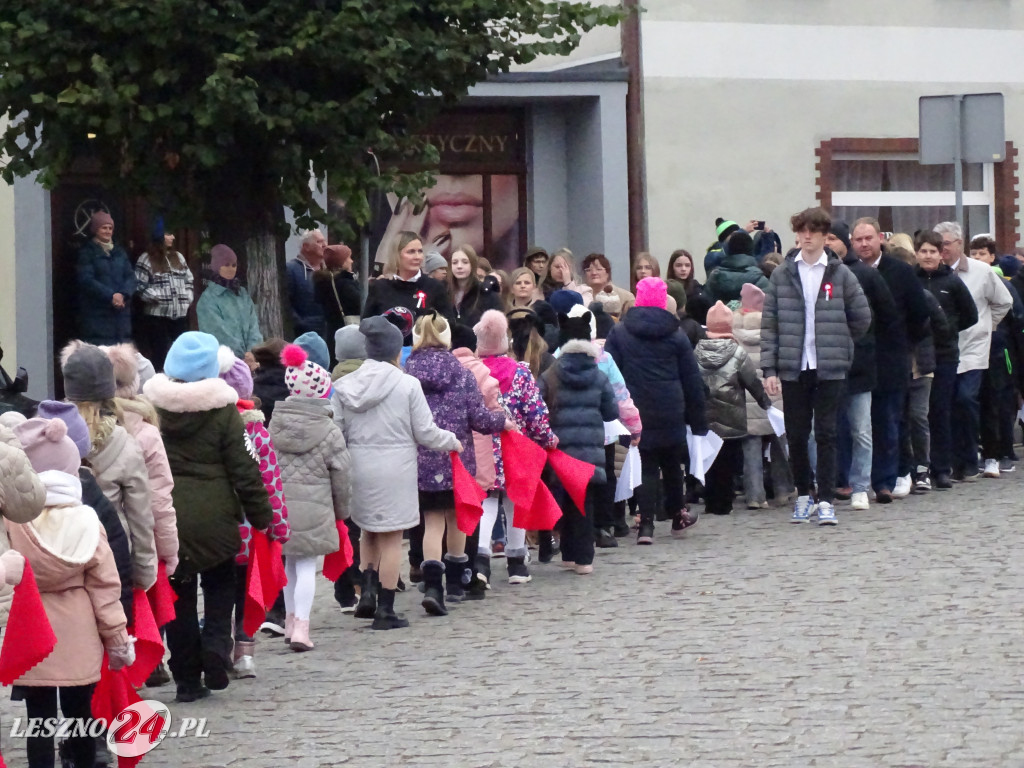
[359,229,370,304]
[953,94,964,228]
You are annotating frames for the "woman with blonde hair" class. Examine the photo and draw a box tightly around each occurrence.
[541,248,593,304]
[362,231,454,343]
[404,313,509,614]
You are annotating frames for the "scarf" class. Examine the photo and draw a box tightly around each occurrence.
[207,269,242,294]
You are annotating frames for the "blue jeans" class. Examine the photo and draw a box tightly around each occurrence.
[838,391,873,493]
[953,370,983,475]
[871,389,904,493]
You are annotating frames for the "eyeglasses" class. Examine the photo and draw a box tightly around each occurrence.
[941,239,961,247]
[584,265,607,273]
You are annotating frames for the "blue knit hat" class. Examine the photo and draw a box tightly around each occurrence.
[164,332,221,382]
[294,332,330,369]
[549,289,584,317]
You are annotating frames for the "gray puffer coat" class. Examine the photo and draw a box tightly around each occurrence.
[270,397,350,557]
[695,338,772,439]
[760,252,871,381]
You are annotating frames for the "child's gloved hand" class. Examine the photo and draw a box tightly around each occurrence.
[107,637,137,670]
[0,550,26,586]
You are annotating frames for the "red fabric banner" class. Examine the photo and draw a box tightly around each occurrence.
[126,589,163,688]
[91,656,147,768]
[451,451,487,535]
[547,449,595,514]
[146,563,177,628]
[0,561,56,685]
[322,520,355,582]
[243,531,286,637]
[500,430,563,530]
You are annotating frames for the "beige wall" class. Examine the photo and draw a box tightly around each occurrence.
[641,10,1024,277]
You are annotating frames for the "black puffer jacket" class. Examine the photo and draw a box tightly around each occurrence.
[605,306,709,447]
[913,290,945,377]
[842,254,897,395]
[252,363,289,425]
[915,264,979,366]
[80,467,133,626]
[538,342,618,482]
[875,254,931,392]
[760,251,871,381]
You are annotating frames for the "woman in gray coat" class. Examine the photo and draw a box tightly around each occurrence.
[269,344,351,652]
[333,317,461,630]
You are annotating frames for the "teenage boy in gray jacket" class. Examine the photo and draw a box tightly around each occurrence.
[761,207,871,526]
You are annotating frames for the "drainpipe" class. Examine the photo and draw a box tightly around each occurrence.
[621,0,648,261]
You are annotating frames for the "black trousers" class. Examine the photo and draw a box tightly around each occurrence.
[19,684,95,768]
[554,483,596,566]
[135,314,189,373]
[636,443,686,524]
[333,518,363,603]
[704,439,743,514]
[781,371,845,503]
[166,556,236,686]
[592,444,618,532]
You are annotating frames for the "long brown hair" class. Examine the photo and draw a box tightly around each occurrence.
[447,244,483,313]
[507,308,547,378]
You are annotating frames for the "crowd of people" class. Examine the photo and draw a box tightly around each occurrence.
[1,205,1022,766]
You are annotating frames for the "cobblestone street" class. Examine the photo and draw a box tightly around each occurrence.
[4,479,1024,767]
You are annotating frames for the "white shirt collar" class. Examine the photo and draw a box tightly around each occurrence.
[798,250,828,268]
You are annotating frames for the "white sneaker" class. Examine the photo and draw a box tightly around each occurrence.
[892,474,912,498]
[850,492,870,510]
[983,459,1000,478]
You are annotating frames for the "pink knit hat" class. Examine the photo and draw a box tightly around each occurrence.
[740,283,765,313]
[281,344,331,399]
[706,301,735,339]
[14,417,81,475]
[634,277,667,309]
[473,310,510,357]
[210,244,238,273]
[90,210,114,234]
[102,343,141,398]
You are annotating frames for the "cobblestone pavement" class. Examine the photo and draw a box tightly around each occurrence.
[4,477,1024,767]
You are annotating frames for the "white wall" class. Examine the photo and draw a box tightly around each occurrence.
[0,173,15,372]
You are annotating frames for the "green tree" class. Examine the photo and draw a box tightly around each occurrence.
[0,0,622,335]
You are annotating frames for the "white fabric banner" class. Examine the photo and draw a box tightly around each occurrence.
[614,445,642,502]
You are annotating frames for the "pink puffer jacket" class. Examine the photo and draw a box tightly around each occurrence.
[120,401,179,574]
[452,348,502,491]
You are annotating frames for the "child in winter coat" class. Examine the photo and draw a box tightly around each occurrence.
[9,417,133,768]
[220,352,290,676]
[731,284,794,508]
[329,326,368,612]
[143,331,273,702]
[61,342,159,590]
[0,422,43,629]
[333,317,461,631]
[473,310,557,585]
[270,344,350,650]
[251,338,288,425]
[696,301,774,515]
[554,295,643,546]
[539,312,619,574]
[405,313,509,615]
[33,401,135,628]
[103,343,180,572]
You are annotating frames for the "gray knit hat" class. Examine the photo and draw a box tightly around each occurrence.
[335,325,367,362]
[62,344,116,402]
[360,317,404,362]
[423,251,447,275]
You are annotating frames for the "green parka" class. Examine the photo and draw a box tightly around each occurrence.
[142,373,272,573]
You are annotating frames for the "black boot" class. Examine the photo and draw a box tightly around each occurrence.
[353,569,379,619]
[371,588,409,630]
[420,560,447,616]
[443,553,468,603]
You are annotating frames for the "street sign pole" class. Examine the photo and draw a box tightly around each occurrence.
[952,94,964,227]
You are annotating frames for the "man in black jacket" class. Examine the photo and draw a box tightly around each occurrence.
[851,218,930,503]
[827,221,897,511]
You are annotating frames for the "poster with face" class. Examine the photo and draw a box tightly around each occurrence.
[369,110,527,275]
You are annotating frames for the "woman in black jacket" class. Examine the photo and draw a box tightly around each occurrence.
[363,232,454,343]
[914,231,978,488]
[448,244,503,330]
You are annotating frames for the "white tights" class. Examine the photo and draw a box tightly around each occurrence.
[283,556,317,621]
[478,493,527,558]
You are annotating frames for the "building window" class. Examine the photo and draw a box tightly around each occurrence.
[817,138,1019,248]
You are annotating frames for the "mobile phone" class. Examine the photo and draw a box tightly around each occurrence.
[371,261,384,278]
[754,221,766,231]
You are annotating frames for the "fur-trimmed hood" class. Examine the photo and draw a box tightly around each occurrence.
[143,373,238,414]
[558,339,599,359]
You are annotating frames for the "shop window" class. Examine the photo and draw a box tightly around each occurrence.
[817,138,1019,248]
